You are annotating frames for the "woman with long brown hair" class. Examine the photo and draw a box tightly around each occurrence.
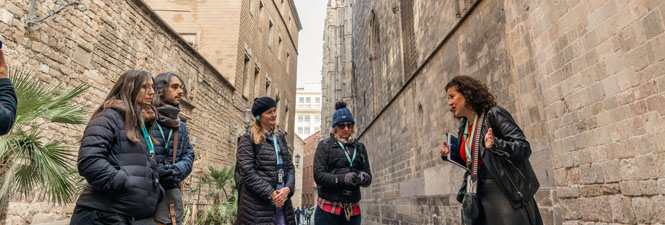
[236,97,296,225]
[440,75,542,225]
[71,70,162,225]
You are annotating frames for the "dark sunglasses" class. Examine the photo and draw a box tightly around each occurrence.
[336,123,354,129]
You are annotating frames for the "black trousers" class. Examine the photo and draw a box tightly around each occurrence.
[314,206,361,225]
[474,178,543,225]
[70,205,156,225]
[70,205,131,225]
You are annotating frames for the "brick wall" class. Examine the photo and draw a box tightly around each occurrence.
[343,0,665,224]
[0,0,248,224]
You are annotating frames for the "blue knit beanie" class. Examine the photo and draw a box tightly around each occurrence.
[332,101,355,127]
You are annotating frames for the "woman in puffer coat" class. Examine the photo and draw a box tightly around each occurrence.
[71,70,162,225]
[236,97,296,225]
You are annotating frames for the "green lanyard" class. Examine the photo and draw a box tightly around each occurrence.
[141,125,154,156]
[463,114,478,162]
[337,141,357,167]
[156,124,173,149]
[271,134,283,166]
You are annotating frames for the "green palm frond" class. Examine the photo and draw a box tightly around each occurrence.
[0,126,79,203]
[186,166,238,224]
[0,66,89,205]
[10,67,88,125]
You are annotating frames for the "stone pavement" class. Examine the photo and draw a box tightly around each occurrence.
[30,219,69,225]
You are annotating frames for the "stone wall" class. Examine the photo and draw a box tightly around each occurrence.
[0,0,251,224]
[321,0,353,131]
[345,0,665,224]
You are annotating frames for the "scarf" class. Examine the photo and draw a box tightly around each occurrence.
[156,104,181,128]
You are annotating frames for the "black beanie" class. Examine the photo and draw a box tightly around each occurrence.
[252,97,277,117]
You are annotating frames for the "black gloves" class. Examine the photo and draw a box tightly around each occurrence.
[155,156,181,190]
[358,171,371,187]
[157,163,181,190]
[341,172,360,186]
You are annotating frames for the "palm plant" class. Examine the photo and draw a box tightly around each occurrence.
[0,67,88,221]
[184,166,238,225]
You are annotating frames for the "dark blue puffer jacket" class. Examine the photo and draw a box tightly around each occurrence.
[151,121,195,183]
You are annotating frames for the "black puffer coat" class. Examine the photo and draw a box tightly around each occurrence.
[236,131,296,225]
[75,106,162,219]
[313,134,371,203]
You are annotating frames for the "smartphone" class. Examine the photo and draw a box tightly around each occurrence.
[0,40,3,49]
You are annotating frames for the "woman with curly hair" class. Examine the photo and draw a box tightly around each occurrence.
[440,75,543,225]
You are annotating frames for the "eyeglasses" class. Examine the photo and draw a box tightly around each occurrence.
[336,123,354,129]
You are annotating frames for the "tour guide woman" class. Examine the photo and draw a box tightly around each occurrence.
[440,75,542,225]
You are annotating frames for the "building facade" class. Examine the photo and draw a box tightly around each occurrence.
[295,82,322,139]
[301,131,321,208]
[0,0,269,223]
[322,0,665,224]
[144,0,302,148]
[321,0,354,131]
[292,135,305,209]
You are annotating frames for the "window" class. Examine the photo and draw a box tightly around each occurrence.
[179,33,197,48]
[305,97,311,104]
[265,79,271,97]
[253,67,261,98]
[241,56,250,97]
[278,36,283,60]
[315,115,320,123]
[315,97,320,104]
[298,127,303,134]
[304,127,310,134]
[268,20,274,49]
[286,52,290,73]
[315,127,320,132]
[259,0,264,17]
[299,97,304,103]
[304,116,310,123]
[298,116,303,123]
[248,0,253,16]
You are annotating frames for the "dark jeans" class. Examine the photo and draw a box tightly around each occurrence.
[314,206,361,225]
[70,205,130,225]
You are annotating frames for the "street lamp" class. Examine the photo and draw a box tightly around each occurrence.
[243,108,253,132]
[295,154,301,168]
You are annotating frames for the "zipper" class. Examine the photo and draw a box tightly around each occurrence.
[506,159,527,180]
[505,169,523,198]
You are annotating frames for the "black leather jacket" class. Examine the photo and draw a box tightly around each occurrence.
[456,106,540,208]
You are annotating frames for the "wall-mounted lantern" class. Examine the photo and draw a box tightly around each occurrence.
[295,154,301,168]
[26,0,88,31]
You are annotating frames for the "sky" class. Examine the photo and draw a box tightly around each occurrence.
[293,0,327,88]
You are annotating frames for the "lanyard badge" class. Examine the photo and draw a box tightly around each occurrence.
[141,125,155,157]
[337,141,357,167]
[272,134,285,184]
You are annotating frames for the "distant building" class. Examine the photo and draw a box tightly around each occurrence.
[295,82,322,139]
[301,131,321,208]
